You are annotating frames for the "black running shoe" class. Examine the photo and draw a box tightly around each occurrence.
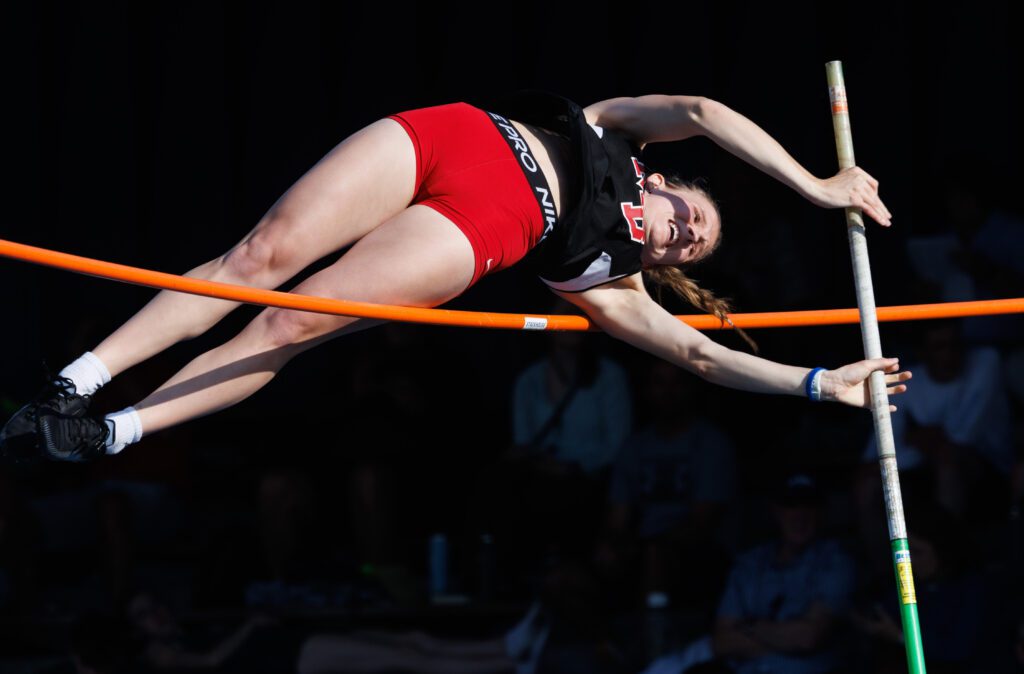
[0,376,92,464]
[37,411,109,463]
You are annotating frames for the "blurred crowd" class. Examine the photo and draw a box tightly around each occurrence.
[1,157,1022,674]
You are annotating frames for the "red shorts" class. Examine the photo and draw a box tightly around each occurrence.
[387,103,546,289]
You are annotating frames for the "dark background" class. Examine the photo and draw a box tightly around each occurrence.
[2,0,1020,456]
[3,0,1021,488]
[1,1,1022,672]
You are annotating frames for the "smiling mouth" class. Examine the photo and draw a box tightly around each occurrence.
[668,223,679,245]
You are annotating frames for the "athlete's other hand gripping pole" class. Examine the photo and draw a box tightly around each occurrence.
[825,61,927,673]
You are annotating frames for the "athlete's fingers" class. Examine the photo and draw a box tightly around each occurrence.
[864,195,891,227]
[851,192,889,227]
[864,357,900,373]
[884,370,912,384]
[858,169,880,190]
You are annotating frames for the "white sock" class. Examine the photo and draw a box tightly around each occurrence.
[104,407,143,454]
[58,352,112,396]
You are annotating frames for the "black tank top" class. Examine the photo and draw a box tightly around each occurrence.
[472,90,648,292]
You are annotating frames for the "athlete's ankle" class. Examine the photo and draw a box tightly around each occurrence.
[58,351,112,396]
[104,407,143,454]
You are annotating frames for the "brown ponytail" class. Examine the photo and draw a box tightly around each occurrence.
[642,266,758,353]
[643,175,758,352]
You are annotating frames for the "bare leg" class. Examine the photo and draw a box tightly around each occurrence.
[91,118,418,378]
[129,205,474,436]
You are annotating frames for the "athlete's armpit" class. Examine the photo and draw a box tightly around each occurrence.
[550,272,648,317]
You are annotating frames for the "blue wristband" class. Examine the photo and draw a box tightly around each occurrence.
[805,367,826,401]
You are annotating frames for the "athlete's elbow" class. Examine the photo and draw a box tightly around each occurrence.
[685,96,722,131]
[682,339,719,381]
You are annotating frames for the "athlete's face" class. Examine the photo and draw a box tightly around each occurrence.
[640,174,721,267]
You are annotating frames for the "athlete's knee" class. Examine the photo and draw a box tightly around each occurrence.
[260,306,330,350]
[222,214,300,284]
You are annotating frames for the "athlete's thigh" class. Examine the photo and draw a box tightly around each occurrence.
[260,204,476,346]
[238,117,418,268]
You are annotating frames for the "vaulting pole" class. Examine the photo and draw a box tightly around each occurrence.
[825,60,926,673]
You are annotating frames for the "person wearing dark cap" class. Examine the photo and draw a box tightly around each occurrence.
[711,474,854,674]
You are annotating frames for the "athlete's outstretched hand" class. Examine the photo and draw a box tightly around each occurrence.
[821,357,911,411]
[812,166,892,227]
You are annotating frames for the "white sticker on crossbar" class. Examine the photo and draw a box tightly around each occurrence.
[523,317,548,330]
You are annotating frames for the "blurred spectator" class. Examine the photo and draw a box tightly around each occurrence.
[476,301,633,579]
[605,359,736,609]
[942,157,1024,302]
[730,212,818,311]
[257,468,320,582]
[124,589,297,672]
[338,393,421,605]
[338,323,480,602]
[860,320,1012,519]
[511,300,632,474]
[299,630,518,674]
[194,465,351,611]
[851,504,985,674]
[21,476,185,614]
[533,557,631,674]
[640,639,731,674]
[243,467,350,610]
[906,154,1024,345]
[298,601,549,674]
[298,560,632,674]
[711,474,854,674]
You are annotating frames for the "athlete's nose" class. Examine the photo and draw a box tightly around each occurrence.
[685,223,697,246]
[677,199,696,226]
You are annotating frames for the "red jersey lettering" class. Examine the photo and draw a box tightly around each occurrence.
[620,157,647,243]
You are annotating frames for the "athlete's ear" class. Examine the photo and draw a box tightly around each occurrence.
[645,172,665,192]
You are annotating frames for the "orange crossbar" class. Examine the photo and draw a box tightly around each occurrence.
[2,238,1023,331]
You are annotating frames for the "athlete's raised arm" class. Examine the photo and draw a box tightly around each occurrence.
[552,273,910,409]
[582,95,891,226]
